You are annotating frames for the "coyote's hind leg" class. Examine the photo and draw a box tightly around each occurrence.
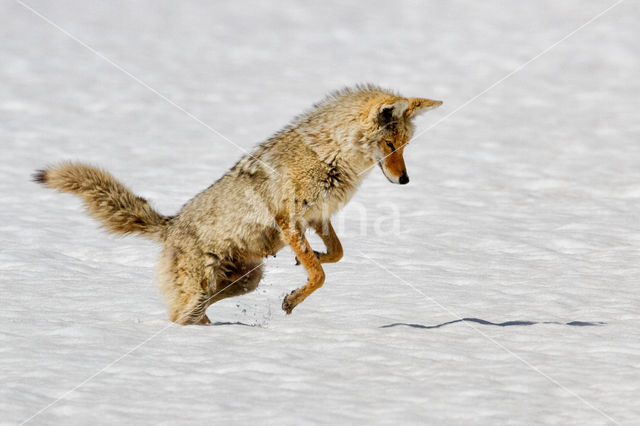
[167,263,263,326]
[157,247,265,325]
[168,274,213,325]
[157,247,214,325]
[209,261,264,303]
[199,315,212,325]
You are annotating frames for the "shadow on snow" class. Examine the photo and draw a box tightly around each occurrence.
[381,318,606,329]
[210,321,258,327]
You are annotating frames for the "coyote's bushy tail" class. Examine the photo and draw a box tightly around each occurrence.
[33,162,170,242]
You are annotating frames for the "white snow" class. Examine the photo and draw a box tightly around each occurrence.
[2,0,640,424]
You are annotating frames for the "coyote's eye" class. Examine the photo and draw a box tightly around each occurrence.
[386,141,395,152]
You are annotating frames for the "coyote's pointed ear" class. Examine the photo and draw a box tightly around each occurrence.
[371,99,409,127]
[406,98,443,118]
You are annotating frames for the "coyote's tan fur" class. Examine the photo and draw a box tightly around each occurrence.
[35,85,442,325]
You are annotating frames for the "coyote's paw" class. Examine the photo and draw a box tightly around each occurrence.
[282,290,297,314]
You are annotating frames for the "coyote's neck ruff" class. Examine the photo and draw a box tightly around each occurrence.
[36,85,442,325]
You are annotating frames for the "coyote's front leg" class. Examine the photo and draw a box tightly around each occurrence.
[294,220,343,265]
[312,220,343,263]
[278,218,325,314]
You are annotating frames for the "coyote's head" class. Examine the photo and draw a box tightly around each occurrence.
[364,96,442,184]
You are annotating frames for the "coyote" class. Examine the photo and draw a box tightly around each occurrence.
[34,85,442,325]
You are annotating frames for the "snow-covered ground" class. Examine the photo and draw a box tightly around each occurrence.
[2,0,639,424]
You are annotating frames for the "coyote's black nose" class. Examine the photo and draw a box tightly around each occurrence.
[399,173,409,185]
